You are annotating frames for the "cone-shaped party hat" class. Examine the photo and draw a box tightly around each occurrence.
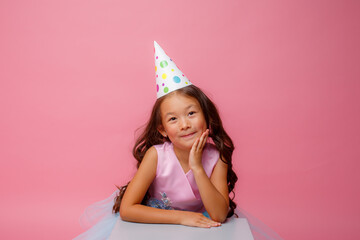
[154,41,192,98]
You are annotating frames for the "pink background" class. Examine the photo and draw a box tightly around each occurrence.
[1,0,359,239]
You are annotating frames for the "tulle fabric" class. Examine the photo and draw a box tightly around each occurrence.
[73,191,119,240]
[73,190,283,240]
[235,207,283,240]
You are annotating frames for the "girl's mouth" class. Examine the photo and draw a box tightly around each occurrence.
[181,132,196,138]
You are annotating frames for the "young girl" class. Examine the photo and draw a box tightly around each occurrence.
[73,41,283,240]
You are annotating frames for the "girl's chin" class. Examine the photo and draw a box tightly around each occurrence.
[172,141,195,151]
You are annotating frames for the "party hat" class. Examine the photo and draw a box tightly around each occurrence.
[154,41,192,98]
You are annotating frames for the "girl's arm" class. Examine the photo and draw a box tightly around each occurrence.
[189,130,230,223]
[119,146,221,228]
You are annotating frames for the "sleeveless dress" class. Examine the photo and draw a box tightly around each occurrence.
[146,142,218,213]
[73,142,283,240]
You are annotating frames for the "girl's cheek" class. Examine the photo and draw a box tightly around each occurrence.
[167,125,176,133]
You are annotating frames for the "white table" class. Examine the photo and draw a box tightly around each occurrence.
[109,217,254,240]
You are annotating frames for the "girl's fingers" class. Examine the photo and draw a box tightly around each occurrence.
[181,212,221,228]
[199,217,221,228]
[192,130,209,153]
[203,130,209,146]
[197,129,209,151]
[191,137,200,152]
[196,133,204,152]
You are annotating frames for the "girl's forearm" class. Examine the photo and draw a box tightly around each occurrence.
[192,168,229,222]
[120,203,222,228]
[120,204,182,224]
[120,203,221,228]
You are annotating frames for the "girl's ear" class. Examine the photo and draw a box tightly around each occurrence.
[157,125,167,138]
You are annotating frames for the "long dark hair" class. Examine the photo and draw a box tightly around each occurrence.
[113,85,238,218]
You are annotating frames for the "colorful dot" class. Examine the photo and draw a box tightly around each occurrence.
[162,73,167,79]
[155,66,157,72]
[171,69,174,71]
[164,87,169,93]
[157,84,159,92]
[156,74,158,78]
[170,59,172,61]
[182,74,184,76]
[173,76,181,83]
[185,82,188,84]
[160,61,168,68]
[162,83,165,86]
[156,56,158,59]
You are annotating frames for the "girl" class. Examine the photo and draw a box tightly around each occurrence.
[115,83,236,227]
[73,41,283,240]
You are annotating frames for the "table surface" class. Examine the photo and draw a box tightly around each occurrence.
[109,217,254,240]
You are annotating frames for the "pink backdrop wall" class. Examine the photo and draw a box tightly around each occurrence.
[1,0,359,239]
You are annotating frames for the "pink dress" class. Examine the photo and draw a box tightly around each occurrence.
[73,142,284,240]
[147,141,219,212]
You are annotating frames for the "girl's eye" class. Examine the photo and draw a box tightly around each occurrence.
[188,111,195,116]
[169,117,176,121]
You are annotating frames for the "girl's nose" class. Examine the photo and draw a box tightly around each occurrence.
[180,118,190,130]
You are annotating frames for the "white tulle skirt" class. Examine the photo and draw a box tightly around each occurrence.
[73,190,283,240]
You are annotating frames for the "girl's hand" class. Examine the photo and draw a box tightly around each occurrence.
[189,129,209,172]
[179,211,221,228]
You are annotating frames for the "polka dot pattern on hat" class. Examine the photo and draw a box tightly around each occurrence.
[154,41,192,99]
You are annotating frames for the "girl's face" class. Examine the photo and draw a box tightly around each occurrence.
[158,93,207,151]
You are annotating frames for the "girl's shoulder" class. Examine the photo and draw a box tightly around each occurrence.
[153,141,172,152]
[142,145,158,162]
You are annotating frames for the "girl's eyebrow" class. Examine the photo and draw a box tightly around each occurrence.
[164,104,196,117]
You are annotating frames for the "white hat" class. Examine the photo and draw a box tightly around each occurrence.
[154,41,192,98]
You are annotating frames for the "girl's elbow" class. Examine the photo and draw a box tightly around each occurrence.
[212,215,227,223]
[209,209,228,223]
[119,205,129,221]
[220,215,227,223]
